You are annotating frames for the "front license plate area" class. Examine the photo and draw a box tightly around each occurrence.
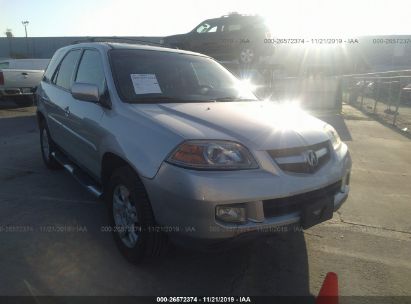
[301,197,334,229]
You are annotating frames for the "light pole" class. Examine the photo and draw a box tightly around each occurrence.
[22,20,29,56]
[5,29,13,57]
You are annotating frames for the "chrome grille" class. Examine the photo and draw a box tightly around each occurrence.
[268,141,331,174]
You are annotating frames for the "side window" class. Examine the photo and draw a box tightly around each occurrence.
[54,49,81,90]
[75,50,105,95]
[226,23,242,32]
[196,22,219,34]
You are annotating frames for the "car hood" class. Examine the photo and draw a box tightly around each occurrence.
[129,101,330,151]
[163,34,187,43]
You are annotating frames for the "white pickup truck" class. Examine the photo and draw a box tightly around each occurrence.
[0,59,49,106]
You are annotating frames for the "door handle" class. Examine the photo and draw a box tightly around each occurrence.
[64,106,70,117]
[21,72,28,76]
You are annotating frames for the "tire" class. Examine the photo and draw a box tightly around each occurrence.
[13,95,34,107]
[39,120,62,170]
[106,166,167,263]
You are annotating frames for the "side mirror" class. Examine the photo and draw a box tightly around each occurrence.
[71,82,100,103]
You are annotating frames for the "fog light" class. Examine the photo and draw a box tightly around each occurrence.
[216,205,246,223]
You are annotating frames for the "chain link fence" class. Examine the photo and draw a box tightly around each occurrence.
[342,70,411,135]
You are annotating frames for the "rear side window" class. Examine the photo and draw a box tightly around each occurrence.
[75,50,105,95]
[226,23,242,32]
[54,49,81,90]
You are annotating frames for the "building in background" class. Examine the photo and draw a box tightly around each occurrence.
[0,36,162,59]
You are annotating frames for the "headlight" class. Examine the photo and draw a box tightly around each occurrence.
[167,140,258,170]
[324,124,341,150]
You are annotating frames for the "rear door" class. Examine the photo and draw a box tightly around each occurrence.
[42,49,82,155]
[63,49,105,178]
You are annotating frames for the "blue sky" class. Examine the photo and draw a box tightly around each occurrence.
[1,0,410,37]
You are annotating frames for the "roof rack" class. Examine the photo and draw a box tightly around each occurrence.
[70,37,174,48]
[221,12,241,18]
[220,12,259,18]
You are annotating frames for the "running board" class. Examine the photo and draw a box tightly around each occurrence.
[51,151,103,198]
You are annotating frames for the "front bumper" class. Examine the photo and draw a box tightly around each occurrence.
[143,144,351,240]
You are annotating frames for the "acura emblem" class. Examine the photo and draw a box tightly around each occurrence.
[306,150,318,168]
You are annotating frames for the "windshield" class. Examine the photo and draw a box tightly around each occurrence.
[109,49,258,103]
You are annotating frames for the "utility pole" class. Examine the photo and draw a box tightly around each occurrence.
[22,20,29,57]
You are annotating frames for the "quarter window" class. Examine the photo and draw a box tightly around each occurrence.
[55,49,81,90]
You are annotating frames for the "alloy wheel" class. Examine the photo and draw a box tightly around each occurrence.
[112,184,140,248]
[240,48,255,64]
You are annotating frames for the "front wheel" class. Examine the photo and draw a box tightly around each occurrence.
[39,121,62,170]
[106,166,167,263]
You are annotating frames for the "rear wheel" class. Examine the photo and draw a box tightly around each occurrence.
[106,166,167,263]
[39,121,61,170]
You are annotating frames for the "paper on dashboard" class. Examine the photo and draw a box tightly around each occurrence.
[130,74,162,94]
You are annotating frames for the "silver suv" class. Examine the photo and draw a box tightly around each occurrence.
[36,42,351,263]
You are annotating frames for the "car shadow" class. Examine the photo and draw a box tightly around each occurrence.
[0,198,311,298]
[8,195,312,296]
[0,115,37,138]
[139,229,312,297]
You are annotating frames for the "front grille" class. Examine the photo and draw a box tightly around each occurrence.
[268,141,331,174]
[263,181,341,218]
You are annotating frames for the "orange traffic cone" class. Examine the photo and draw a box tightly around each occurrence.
[316,272,339,304]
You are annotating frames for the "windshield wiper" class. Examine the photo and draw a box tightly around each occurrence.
[135,96,183,102]
[130,96,215,103]
[214,97,258,102]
